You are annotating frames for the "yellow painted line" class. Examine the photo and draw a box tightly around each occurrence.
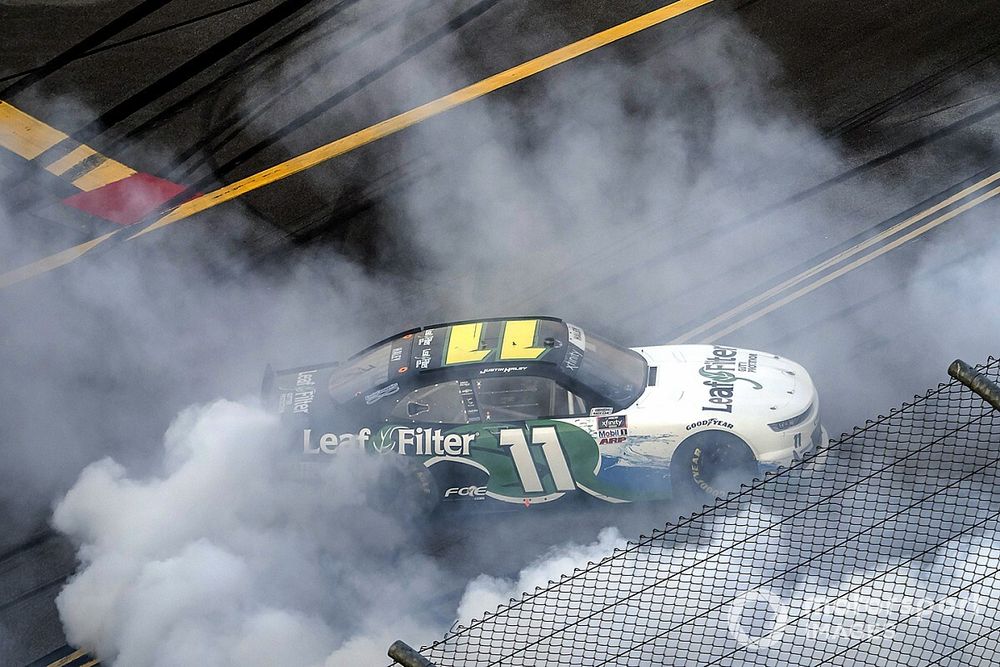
[702,182,1000,341]
[0,101,136,190]
[130,0,713,239]
[0,101,65,159]
[46,649,88,667]
[0,230,120,289]
[71,159,136,190]
[78,660,100,667]
[46,144,98,175]
[670,168,1000,343]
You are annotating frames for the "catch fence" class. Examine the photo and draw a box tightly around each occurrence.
[393,356,1000,666]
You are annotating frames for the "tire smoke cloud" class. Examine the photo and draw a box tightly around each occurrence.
[2,1,997,665]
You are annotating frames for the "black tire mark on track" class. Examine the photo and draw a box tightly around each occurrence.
[150,0,502,249]
[824,37,1000,138]
[0,530,58,567]
[1,0,173,98]
[0,0,270,86]
[756,96,1000,219]
[69,0,317,147]
[0,575,69,614]
[200,0,506,184]
[170,0,438,181]
[211,0,745,174]
[190,0,505,259]
[109,0,365,153]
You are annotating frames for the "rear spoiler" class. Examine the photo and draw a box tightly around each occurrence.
[260,360,339,407]
[261,364,275,402]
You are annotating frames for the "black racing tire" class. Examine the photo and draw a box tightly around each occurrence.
[372,457,440,517]
[670,430,759,501]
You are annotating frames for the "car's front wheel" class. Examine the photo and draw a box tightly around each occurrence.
[670,430,759,501]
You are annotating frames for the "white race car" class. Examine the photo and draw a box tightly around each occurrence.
[266,317,825,509]
[604,342,824,499]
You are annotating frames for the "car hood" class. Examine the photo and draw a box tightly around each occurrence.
[627,344,813,420]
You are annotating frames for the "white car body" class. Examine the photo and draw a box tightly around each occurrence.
[603,344,823,474]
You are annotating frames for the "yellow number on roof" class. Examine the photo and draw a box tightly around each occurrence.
[499,320,547,360]
[445,322,491,365]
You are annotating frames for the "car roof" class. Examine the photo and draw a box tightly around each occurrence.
[349,315,566,360]
[320,317,571,403]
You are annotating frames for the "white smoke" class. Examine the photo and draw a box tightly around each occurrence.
[51,399,633,664]
[0,2,993,666]
[53,400,452,665]
[455,526,626,627]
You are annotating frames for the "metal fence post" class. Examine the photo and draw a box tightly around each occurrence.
[388,640,434,667]
[949,359,1000,412]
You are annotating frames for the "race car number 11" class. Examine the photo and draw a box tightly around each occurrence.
[498,426,575,494]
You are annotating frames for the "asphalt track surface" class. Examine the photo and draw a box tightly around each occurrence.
[2,0,1000,664]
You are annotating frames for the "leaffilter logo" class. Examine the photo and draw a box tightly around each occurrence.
[700,346,762,414]
[698,367,763,389]
[371,426,402,454]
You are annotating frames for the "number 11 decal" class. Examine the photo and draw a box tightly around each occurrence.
[499,426,575,493]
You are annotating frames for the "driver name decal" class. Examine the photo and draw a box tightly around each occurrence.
[699,347,763,413]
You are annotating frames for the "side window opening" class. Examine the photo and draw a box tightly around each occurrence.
[388,376,588,425]
[389,381,471,425]
[475,376,588,422]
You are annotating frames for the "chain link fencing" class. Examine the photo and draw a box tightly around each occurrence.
[393,356,1000,666]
